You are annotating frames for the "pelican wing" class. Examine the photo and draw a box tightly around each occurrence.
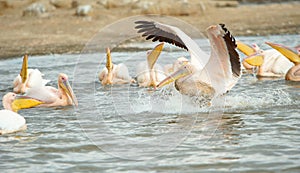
[220,24,241,78]
[135,21,187,50]
[27,69,50,88]
[21,86,58,104]
[199,24,241,95]
[135,20,210,71]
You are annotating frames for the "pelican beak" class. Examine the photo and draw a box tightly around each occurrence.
[60,80,78,107]
[147,43,164,69]
[237,41,256,56]
[106,47,113,72]
[12,98,43,112]
[20,55,28,83]
[265,42,300,64]
[157,66,190,88]
[244,53,264,66]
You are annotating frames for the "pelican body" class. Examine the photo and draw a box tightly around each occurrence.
[237,42,293,77]
[99,48,134,85]
[13,55,50,94]
[266,42,300,81]
[136,43,167,87]
[19,73,78,107]
[0,92,42,135]
[135,21,241,104]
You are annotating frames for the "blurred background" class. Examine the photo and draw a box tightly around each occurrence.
[0,0,299,58]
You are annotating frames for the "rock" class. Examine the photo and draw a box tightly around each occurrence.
[215,0,239,8]
[71,0,79,8]
[50,0,72,8]
[0,0,11,10]
[23,3,46,17]
[97,0,138,9]
[134,0,196,16]
[76,5,92,16]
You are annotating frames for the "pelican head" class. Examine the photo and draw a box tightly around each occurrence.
[15,54,29,93]
[172,57,189,71]
[295,45,300,55]
[20,55,28,83]
[102,47,114,85]
[157,63,193,88]
[266,42,300,64]
[206,25,226,48]
[58,73,78,107]
[106,47,113,72]
[3,92,42,112]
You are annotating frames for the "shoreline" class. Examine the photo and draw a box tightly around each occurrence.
[0,1,299,59]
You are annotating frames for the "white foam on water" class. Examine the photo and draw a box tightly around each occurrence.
[128,87,214,115]
[224,88,295,111]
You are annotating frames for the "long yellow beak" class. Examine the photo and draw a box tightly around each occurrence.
[106,47,113,72]
[60,80,78,107]
[12,98,43,112]
[244,53,264,66]
[156,66,190,88]
[266,42,300,64]
[147,43,164,69]
[237,41,256,56]
[20,54,28,83]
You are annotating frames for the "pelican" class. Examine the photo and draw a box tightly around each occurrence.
[266,42,300,81]
[19,73,78,107]
[99,48,135,85]
[13,55,50,94]
[136,43,167,87]
[237,41,294,77]
[0,92,42,135]
[135,21,241,103]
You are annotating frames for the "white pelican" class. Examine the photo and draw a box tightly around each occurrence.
[99,48,135,85]
[135,21,241,101]
[13,55,50,94]
[19,73,78,107]
[0,92,42,135]
[266,42,300,81]
[237,41,294,77]
[136,43,167,87]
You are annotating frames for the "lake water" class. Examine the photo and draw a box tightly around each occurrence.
[0,35,299,172]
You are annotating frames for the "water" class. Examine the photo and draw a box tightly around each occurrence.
[0,35,300,172]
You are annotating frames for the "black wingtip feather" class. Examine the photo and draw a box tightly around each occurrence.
[134,20,188,51]
[219,24,241,78]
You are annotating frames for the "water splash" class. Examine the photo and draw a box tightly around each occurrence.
[224,88,295,111]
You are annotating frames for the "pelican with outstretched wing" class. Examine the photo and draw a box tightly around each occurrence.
[13,55,50,94]
[99,48,135,85]
[135,21,241,104]
[266,42,300,81]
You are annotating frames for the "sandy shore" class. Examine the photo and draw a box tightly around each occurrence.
[0,0,299,59]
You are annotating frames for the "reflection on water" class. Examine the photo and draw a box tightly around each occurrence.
[0,35,299,172]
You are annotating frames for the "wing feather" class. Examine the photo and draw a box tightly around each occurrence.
[219,24,241,78]
[135,21,188,50]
